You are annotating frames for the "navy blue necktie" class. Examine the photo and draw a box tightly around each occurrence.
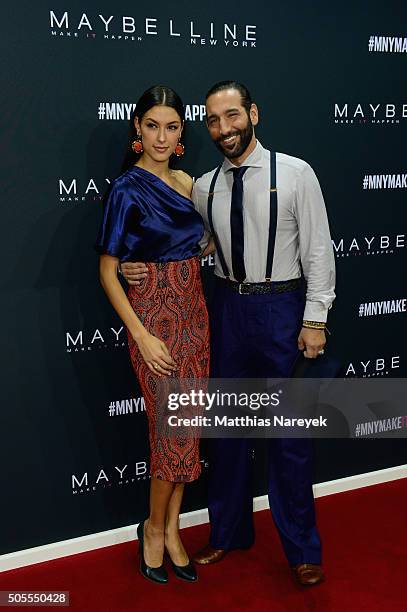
[230,166,248,282]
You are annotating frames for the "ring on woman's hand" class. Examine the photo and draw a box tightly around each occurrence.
[153,362,159,369]
[318,350,325,355]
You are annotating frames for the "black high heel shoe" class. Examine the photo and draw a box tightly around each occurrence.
[137,520,168,584]
[165,549,198,582]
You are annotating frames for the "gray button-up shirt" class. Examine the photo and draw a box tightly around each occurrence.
[192,140,336,322]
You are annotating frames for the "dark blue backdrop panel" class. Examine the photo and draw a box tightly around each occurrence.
[0,0,406,554]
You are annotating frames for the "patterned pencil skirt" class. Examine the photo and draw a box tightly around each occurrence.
[127,256,210,483]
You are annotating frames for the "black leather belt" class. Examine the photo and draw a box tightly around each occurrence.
[215,276,303,295]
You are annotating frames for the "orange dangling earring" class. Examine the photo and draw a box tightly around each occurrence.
[175,140,185,157]
[131,134,143,154]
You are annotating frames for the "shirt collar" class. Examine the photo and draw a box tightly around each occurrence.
[221,139,267,173]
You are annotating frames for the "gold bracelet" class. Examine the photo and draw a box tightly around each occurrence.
[302,320,326,330]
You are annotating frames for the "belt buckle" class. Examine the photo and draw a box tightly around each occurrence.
[238,282,251,295]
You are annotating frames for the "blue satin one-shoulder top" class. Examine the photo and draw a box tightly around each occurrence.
[95,166,204,262]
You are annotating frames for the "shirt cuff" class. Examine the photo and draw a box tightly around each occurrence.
[303,301,330,323]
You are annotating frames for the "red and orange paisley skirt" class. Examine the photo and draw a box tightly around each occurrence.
[127,256,210,483]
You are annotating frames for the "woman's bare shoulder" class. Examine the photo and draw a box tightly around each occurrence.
[172,170,193,196]
[175,170,194,188]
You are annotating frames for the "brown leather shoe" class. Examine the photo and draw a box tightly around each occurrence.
[192,544,227,565]
[292,563,325,586]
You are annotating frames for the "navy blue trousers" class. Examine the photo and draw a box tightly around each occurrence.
[207,278,322,566]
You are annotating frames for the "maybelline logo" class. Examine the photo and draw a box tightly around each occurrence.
[334,103,407,124]
[72,462,148,494]
[332,234,405,258]
[65,327,126,352]
[345,356,400,377]
[49,12,257,47]
[59,178,111,204]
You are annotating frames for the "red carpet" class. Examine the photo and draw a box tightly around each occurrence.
[1,478,406,611]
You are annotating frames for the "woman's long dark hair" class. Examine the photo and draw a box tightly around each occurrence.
[122,85,185,172]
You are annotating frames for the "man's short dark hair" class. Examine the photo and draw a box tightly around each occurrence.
[205,81,253,115]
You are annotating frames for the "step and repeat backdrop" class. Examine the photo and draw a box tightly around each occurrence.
[1,1,406,555]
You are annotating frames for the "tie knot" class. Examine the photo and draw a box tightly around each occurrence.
[231,166,248,180]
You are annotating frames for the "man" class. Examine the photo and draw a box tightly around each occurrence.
[121,81,335,586]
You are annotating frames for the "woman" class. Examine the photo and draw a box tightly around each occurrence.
[95,85,210,584]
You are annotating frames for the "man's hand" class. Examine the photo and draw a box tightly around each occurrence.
[298,328,326,359]
[121,262,148,286]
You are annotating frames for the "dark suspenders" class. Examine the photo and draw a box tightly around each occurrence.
[206,151,278,282]
[207,165,230,278]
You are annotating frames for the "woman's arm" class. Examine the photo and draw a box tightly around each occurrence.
[201,236,216,257]
[99,254,177,375]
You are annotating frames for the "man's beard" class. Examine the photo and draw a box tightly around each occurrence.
[214,117,254,159]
